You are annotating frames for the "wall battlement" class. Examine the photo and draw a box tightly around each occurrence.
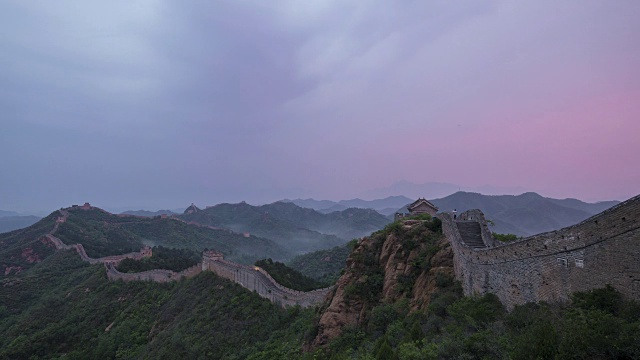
[46,209,329,306]
[105,263,202,282]
[439,195,640,309]
[202,253,332,308]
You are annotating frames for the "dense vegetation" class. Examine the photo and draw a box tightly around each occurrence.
[255,258,325,291]
[2,208,638,359]
[179,202,345,254]
[0,212,59,275]
[56,209,143,257]
[54,208,288,264]
[0,251,316,359]
[340,216,445,307]
[303,216,640,359]
[116,246,200,273]
[119,217,288,264]
[287,242,355,284]
[3,250,637,359]
[312,283,640,359]
[492,232,519,242]
[179,202,390,254]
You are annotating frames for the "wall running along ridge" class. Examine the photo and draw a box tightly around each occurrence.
[46,209,201,280]
[105,263,202,283]
[45,208,329,307]
[202,253,332,308]
[45,209,154,266]
[439,195,640,309]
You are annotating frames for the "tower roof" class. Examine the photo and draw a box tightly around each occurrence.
[407,198,438,211]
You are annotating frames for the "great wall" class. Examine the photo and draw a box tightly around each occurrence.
[44,205,332,307]
[25,195,640,310]
[438,194,640,309]
[201,251,332,307]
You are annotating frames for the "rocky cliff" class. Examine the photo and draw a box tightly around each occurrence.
[310,218,454,347]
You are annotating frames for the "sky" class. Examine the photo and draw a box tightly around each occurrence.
[1,1,639,213]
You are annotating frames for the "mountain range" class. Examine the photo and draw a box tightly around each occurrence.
[0,212,42,233]
[359,180,528,200]
[285,192,620,237]
[120,209,178,217]
[428,191,619,236]
[2,191,621,244]
[0,210,20,217]
[1,196,635,359]
[178,201,391,254]
[284,195,413,215]
[0,206,288,278]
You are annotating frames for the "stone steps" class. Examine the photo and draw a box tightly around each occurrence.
[456,221,486,249]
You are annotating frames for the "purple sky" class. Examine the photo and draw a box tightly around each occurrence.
[1,1,639,212]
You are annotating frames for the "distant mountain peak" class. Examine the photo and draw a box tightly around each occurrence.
[184,203,201,215]
[519,192,543,198]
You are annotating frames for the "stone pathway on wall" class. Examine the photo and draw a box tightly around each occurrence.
[440,195,640,309]
[202,252,333,308]
[455,221,486,249]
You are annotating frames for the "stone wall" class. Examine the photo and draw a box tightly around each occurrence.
[105,263,202,282]
[456,209,496,247]
[45,234,151,266]
[439,195,640,309]
[46,209,329,306]
[202,255,332,308]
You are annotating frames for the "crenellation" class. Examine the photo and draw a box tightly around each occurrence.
[439,194,640,309]
[201,251,332,307]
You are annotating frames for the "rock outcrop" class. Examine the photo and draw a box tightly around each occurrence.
[311,219,454,347]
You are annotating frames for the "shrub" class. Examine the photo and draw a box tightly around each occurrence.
[447,293,505,330]
[570,284,622,315]
[510,319,558,360]
[492,232,518,242]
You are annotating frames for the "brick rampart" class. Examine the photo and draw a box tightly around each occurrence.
[45,209,329,305]
[105,263,202,282]
[45,234,151,266]
[439,195,640,309]
[202,255,332,308]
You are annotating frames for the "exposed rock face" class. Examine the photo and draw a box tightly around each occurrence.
[21,247,41,263]
[310,219,454,347]
[310,238,373,347]
[410,237,454,310]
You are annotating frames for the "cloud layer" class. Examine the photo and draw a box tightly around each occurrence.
[1,1,639,211]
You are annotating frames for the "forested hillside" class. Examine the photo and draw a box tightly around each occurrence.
[303,217,640,358]
[116,246,200,273]
[1,219,637,359]
[179,201,389,254]
[287,242,354,284]
[55,207,288,263]
[0,251,316,359]
[255,258,325,291]
[0,206,289,278]
[0,212,59,275]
